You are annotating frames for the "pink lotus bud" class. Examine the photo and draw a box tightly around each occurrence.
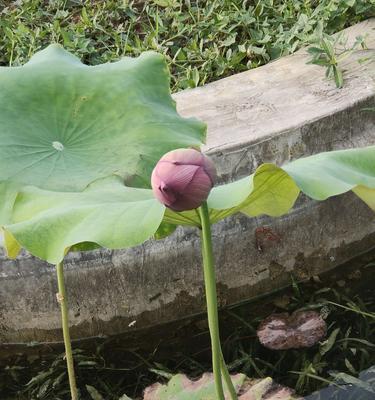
[151,148,217,211]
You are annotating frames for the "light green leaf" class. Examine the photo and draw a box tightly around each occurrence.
[3,229,21,259]
[86,385,105,400]
[282,146,375,200]
[162,207,200,227]
[0,44,205,197]
[143,374,299,399]
[208,164,300,222]
[69,241,102,253]
[320,328,340,356]
[119,395,133,400]
[0,182,19,224]
[4,176,165,264]
[352,186,375,210]
[240,165,299,217]
[154,221,177,240]
[144,373,245,399]
[208,175,252,211]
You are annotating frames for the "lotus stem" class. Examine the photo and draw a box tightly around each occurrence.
[198,202,238,400]
[56,261,78,400]
[221,351,238,399]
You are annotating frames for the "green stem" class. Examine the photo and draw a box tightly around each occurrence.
[221,352,238,400]
[56,261,78,400]
[198,202,238,400]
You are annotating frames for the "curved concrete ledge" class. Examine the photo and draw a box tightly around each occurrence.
[0,19,374,345]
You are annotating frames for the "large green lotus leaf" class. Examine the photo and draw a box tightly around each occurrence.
[0,44,205,195]
[142,374,300,400]
[164,146,375,226]
[4,176,165,264]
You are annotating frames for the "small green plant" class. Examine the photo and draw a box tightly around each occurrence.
[307,33,368,88]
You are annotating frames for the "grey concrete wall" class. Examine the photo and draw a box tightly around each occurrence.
[0,19,374,346]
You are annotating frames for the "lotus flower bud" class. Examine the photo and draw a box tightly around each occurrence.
[151,148,217,211]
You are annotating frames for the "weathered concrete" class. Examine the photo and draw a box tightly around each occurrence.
[0,20,374,346]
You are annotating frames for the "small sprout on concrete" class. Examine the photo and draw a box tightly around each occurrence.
[307,33,368,88]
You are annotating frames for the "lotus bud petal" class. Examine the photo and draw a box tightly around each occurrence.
[151,148,217,211]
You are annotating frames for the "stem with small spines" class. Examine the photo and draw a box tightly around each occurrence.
[56,261,78,400]
[198,202,238,400]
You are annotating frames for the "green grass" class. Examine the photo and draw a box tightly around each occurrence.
[0,0,373,91]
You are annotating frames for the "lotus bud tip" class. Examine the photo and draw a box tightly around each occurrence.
[151,148,217,212]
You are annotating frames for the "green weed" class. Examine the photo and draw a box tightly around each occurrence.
[307,33,368,88]
[0,0,373,91]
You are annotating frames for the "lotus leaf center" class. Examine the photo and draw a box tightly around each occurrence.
[52,141,64,151]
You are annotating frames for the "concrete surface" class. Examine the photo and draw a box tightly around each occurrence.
[0,20,374,346]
